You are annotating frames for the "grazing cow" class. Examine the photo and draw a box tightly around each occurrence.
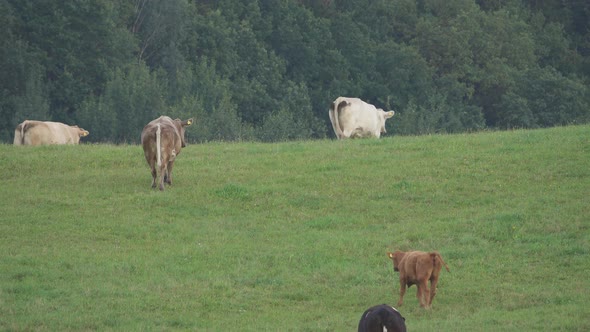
[141,116,193,191]
[328,97,395,139]
[13,120,89,146]
[387,250,450,309]
[358,304,406,332]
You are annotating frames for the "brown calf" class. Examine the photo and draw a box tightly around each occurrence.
[14,120,89,145]
[141,116,193,191]
[387,250,450,309]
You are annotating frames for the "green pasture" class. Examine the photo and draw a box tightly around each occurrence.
[1,126,589,331]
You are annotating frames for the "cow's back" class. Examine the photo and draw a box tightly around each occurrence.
[15,121,83,145]
[358,304,406,332]
[141,117,181,149]
[332,97,381,138]
[141,119,161,162]
[141,120,159,150]
[141,116,183,165]
[429,252,449,276]
[45,122,79,144]
[336,97,374,126]
[141,115,193,190]
[401,251,431,278]
[160,118,182,150]
[16,121,53,146]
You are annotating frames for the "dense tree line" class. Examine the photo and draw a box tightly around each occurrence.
[1,0,589,143]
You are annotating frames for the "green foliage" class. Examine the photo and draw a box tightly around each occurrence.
[188,94,255,142]
[0,1,49,141]
[529,12,573,73]
[78,64,165,143]
[7,0,134,120]
[0,0,589,143]
[516,67,590,127]
[169,58,255,142]
[11,67,51,126]
[77,94,117,141]
[131,0,190,68]
[1,126,589,330]
[257,108,310,142]
[373,41,433,108]
[495,91,535,129]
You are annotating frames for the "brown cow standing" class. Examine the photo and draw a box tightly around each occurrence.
[141,116,193,191]
[14,120,89,145]
[387,250,450,309]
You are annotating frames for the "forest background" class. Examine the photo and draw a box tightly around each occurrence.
[1,0,589,143]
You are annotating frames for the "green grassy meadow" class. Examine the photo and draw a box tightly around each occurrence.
[1,125,589,331]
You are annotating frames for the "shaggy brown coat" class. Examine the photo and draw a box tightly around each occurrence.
[387,250,450,309]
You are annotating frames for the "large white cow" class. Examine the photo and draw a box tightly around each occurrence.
[329,97,395,139]
[13,120,89,145]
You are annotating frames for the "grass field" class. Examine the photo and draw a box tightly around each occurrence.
[1,125,589,331]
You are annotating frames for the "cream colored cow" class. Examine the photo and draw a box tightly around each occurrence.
[14,120,89,145]
[329,97,395,139]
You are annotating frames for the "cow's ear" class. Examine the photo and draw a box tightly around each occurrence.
[81,130,89,137]
[387,252,394,259]
[386,111,395,118]
[183,118,194,127]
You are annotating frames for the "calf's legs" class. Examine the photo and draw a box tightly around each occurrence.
[429,277,439,306]
[397,280,407,307]
[416,280,431,308]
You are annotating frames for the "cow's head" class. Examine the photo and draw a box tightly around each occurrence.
[387,251,405,272]
[79,129,90,137]
[378,110,395,134]
[72,125,89,137]
[175,118,193,148]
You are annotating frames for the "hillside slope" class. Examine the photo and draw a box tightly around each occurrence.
[1,126,589,331]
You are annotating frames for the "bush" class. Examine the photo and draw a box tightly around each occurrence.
[257,108,312,142]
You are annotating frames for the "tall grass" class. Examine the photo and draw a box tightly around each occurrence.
[1,126,589,331]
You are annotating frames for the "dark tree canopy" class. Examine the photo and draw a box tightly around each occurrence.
[1,0,588,143]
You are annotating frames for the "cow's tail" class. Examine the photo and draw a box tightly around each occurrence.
[156,123,162,168]
[13,120,29,145]
[21,121,27,144]
[432,252,450,272]
[330,99,349,139]
[15,120,28,145]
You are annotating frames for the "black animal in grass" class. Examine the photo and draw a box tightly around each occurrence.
[358,304,407,332]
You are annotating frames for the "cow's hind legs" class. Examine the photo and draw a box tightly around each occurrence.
[429,278,438,307]
[397,281,407,307]
[165,151,176,186]
[150,166,157,189]
[165,161,174,185]
[417,280,430,309]
[158,164,167,191]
